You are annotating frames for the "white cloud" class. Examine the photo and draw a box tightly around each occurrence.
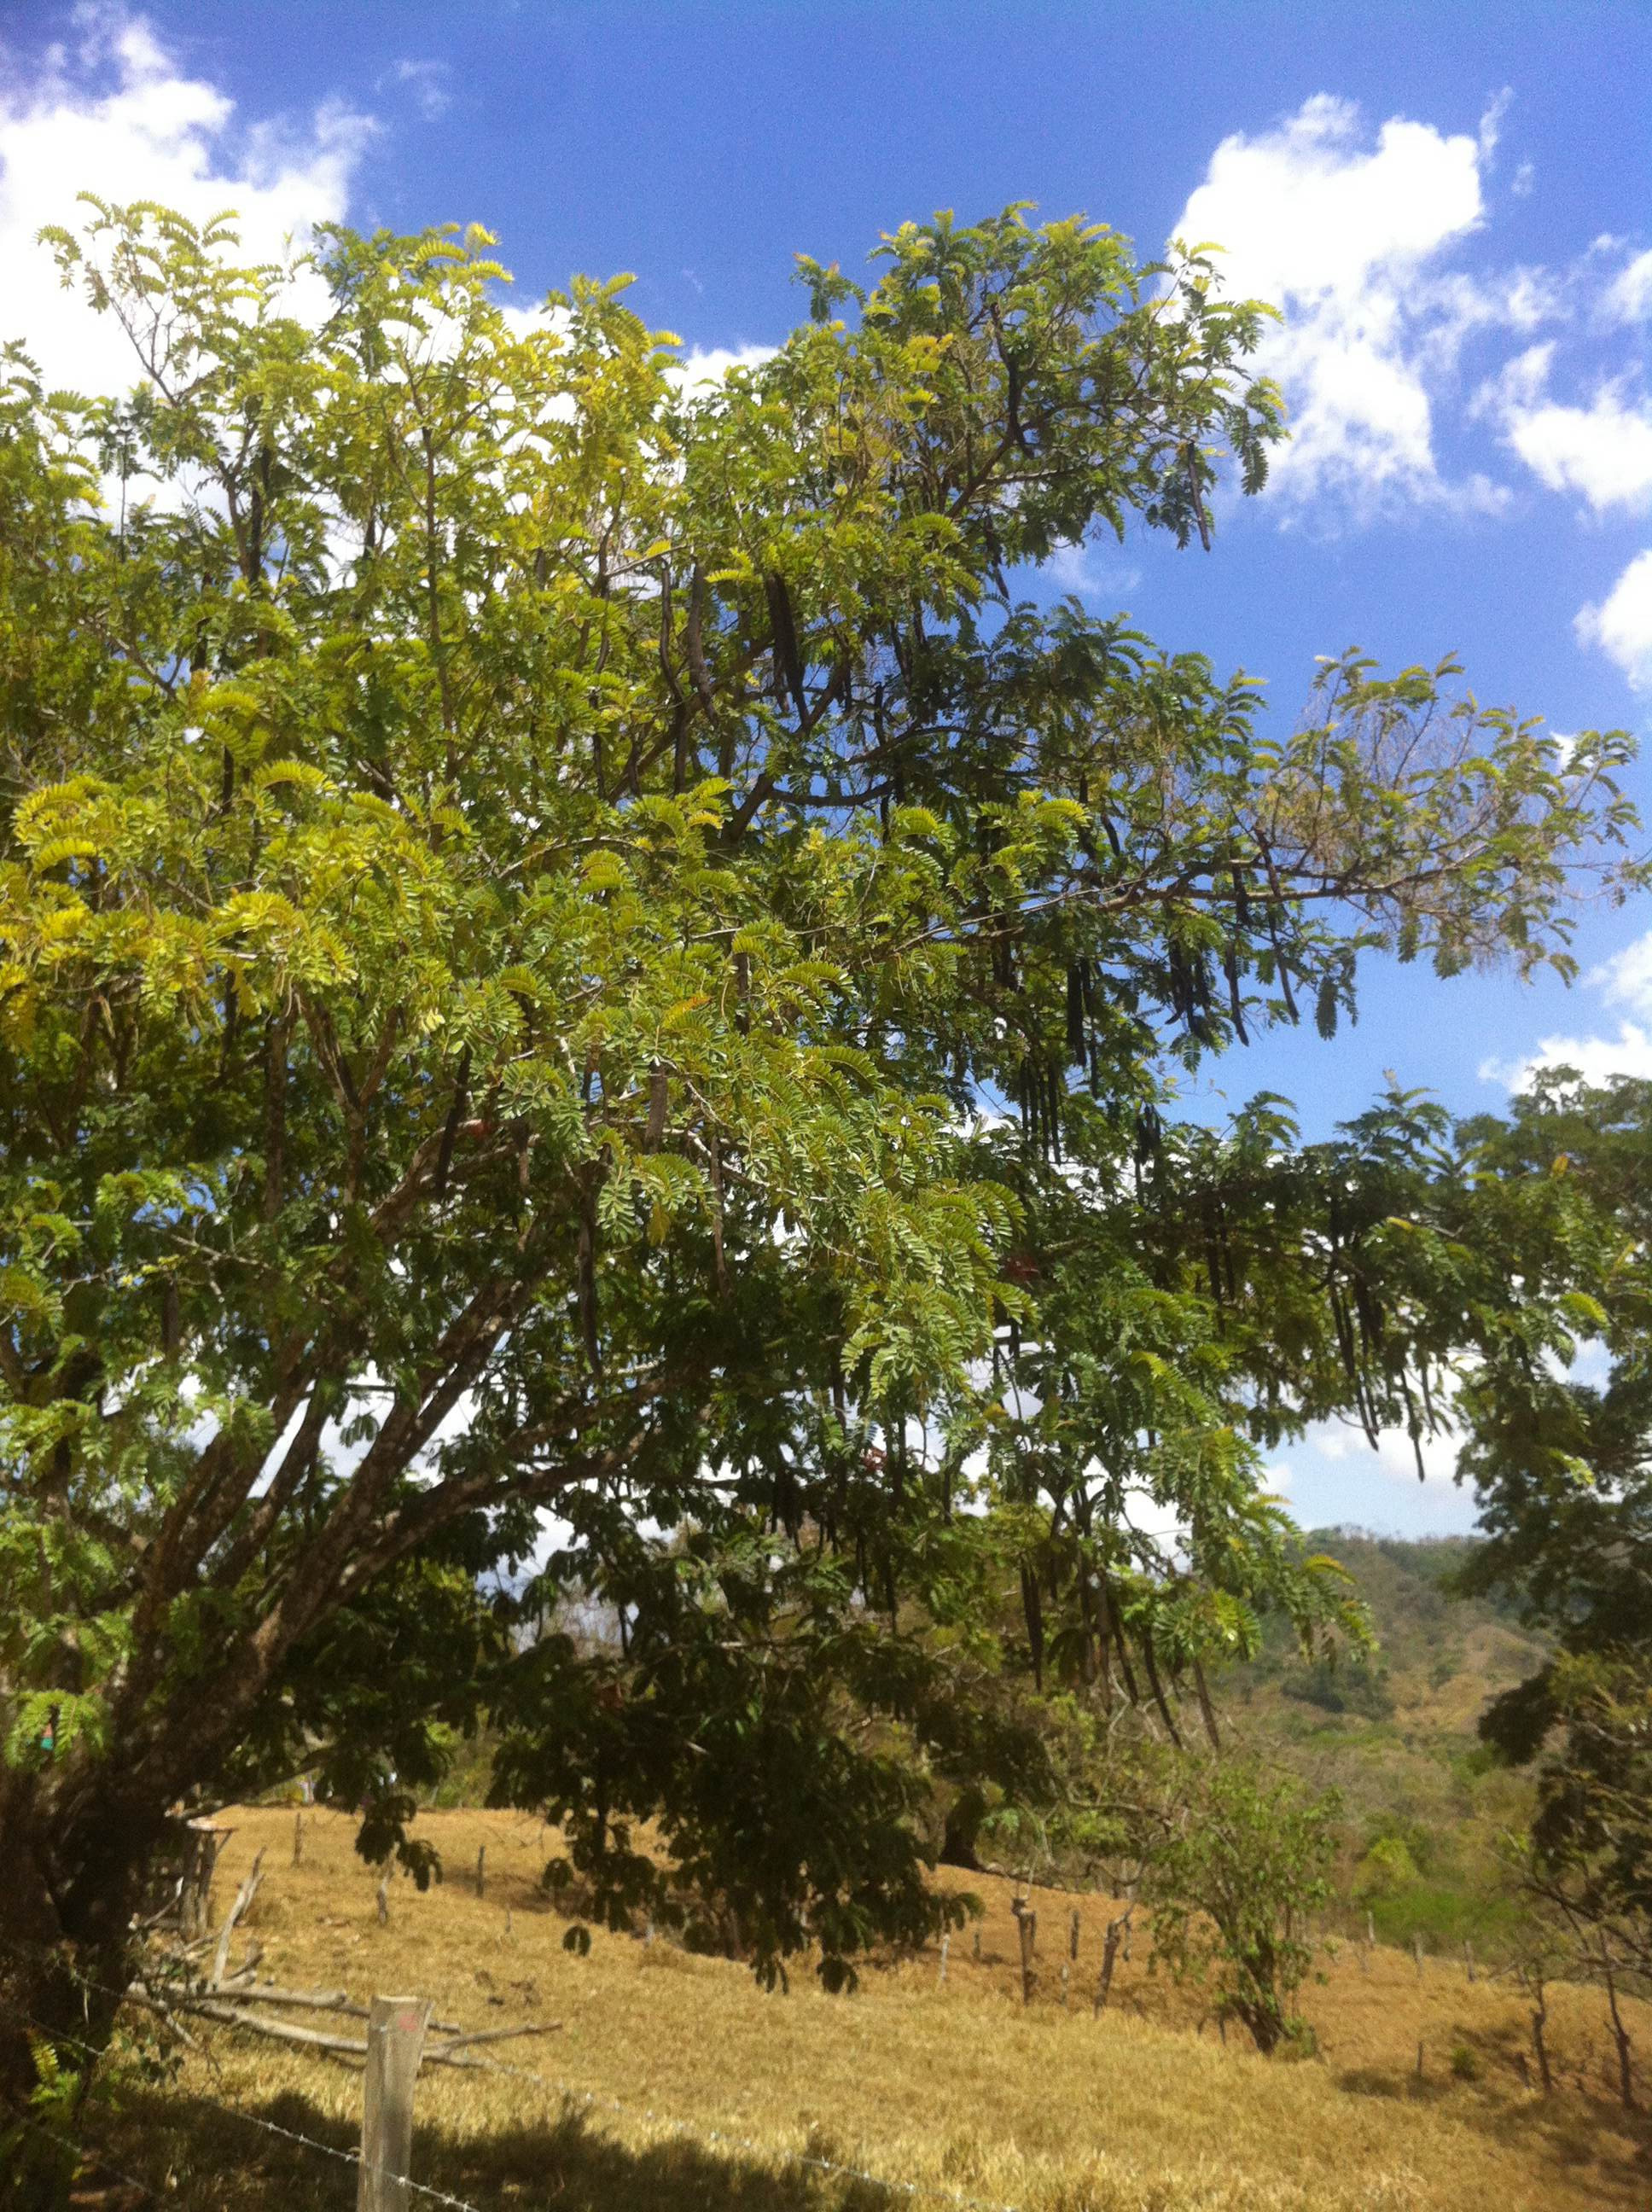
[1591,928,1652,1015]
[1265,1414,1475,1542]
[387,59,451,122]
[1489,372,1652,515]
[1300,1416,1461,1490]
[1607,247,1652,323]
[1480,924,1652,1089]
[1576,547,1652,688]
[0,14,769,484]
[1043,540,1142,603]
[1484,1022,1652,1091]
[0,8,374,401]
[671,342,777,393]
[1172,95,1511,518]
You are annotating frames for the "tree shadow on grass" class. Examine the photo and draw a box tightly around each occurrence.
[1335,2059,1650,2203]
[107,2081,902,2212]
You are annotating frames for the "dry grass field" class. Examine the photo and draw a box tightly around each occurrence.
[70,1804,1650,2211]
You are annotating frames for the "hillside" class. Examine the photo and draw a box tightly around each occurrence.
[1215,1530,1550,1950]
[83,1806,1649,2212]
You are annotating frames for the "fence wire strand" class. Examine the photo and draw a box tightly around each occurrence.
[2,1924,1025,2212]
[0,1982,484,2212]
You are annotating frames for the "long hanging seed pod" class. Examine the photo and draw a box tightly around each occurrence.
[1192,955,1215,1044]
[1089,1576,1114,1708]
[1021,1563,1045,1693]
[765,575,806,719]
[1224,940,1249,1045]
[1077,1571,1097,1689]
[1419,1361,1439,1434]
[1328,1279,1358,1382]
[1066,963,1088,1065]
[577,1180,602,1377]
[1191,1656,1222,1750]
[1351,1272,1378,1353]
[1138,1629,1184,1749]
[1253,830,1301,1022]
[707,1128,730,1296]
[1399,1371,1427,1481]
[1166,942,1189,1023]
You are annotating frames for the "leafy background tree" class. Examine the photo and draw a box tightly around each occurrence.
[0,192,1641,2120]
[1440,1076,1652,1990]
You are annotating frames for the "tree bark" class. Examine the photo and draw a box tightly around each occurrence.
[0,1768,166,2157]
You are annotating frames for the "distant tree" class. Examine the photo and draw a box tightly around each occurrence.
[0,192,1639,2135]
[1517,1654,1652,1985]
[1438,1078,1652,1983]
[1143,1758,1337,2054]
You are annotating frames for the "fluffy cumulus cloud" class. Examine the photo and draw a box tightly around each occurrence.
[671,342,778,393]
[1481,925,1652,1090]
[1504,383,1652,514]
[1607,247,1652,323]
[0,8,375,399]
[1264,1414,1481,1539]
[1171,94,1526,519]
[1576,549,1652,690]
[0,7,776,473]
[1469,277,1652,691]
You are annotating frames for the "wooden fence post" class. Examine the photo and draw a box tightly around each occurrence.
[1412,1933,1423,1982]
[474,1846,486,1901]
[1463,1938,1475,1983]
[376,1876,390,1928]
[358,1996,431,2212]
[938,1933,949,1986]
[972,1927,981,1963]
[179,1820,230,1940]
[293,1811,305,1868]
[1060,1961,1070,2008]
[1068,1908,1081,1962]
[1093,1916,1124,2016]
[1018,1909,1037,2006]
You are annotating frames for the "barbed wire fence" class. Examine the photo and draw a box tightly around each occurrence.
[0,1929,1027,2212]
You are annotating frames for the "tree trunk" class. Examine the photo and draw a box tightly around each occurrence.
[1234,1997,1283,2057]
[0,1769,172,2133]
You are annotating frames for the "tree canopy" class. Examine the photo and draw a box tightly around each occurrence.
[0,195,1642,2095]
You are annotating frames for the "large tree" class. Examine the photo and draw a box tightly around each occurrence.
[0,196,1640,2113]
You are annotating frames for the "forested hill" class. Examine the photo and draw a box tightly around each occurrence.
[1226,1528,1545,1733]
[1216,1530,1550,1949]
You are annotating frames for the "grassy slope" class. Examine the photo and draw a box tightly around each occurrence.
[96,1806,1649,2212]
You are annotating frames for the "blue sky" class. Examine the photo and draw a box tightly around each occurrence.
[3,1,1650,1536]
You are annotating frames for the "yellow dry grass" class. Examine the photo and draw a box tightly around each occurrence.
[90,1805,1649,2211]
